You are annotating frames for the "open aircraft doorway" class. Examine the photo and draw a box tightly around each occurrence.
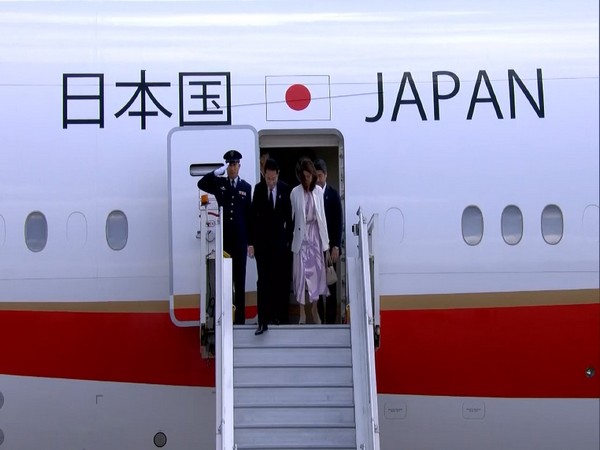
[167,125,259,332]
[258,129,347,323]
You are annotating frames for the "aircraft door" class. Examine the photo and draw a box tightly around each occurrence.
[167,126,258,333]
[258,129,346,323]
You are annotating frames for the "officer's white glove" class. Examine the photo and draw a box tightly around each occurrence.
[214,164,227,176]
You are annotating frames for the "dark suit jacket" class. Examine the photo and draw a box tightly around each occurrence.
[323,184,343,249]
[249,180,292,254]
[198,171,252,253]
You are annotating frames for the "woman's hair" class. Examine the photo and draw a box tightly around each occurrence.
[295,157,317,191]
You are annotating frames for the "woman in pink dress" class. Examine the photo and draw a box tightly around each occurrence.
[290,158,330,324]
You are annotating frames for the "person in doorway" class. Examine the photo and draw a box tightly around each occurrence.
[197,150,252,325]
[290,158,330,324]
[259,149,270,184]
[249,158,293,335]
[314,158,343,324]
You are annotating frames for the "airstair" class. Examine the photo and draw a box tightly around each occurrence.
[233,324,355,449]
[200,206,381,450]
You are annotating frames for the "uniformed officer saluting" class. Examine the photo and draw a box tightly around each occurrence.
[198,150,252,325]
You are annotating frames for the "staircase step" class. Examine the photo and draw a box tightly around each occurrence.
[234,366,353,387]
[236,445,355,450]
[234,347,351,367]
[235,427,356,448]
[234,386,354,408]
[231,324,358,449]
[235,406,355,427]
[236,447,355,450]
[234,325,350,348]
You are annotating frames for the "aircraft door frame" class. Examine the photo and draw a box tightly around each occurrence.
[258,129,347,323]
[167,125,258,328]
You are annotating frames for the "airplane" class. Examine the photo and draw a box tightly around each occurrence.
[0,0,598,449]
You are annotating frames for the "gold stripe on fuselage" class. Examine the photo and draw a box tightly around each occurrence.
[0,290,596,313]
[381,288,599,310]
[0,292,259,313]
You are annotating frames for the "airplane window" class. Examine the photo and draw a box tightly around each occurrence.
[67,212,88,249]
[462,205,483,245]
[541,204,563,245]
[106,210,128,251]
[582,204,599,241]
[501,205,523,245]
[383,207,405,243]
[25,211,48,252]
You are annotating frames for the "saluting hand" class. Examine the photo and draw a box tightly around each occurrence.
[214,164,227,176]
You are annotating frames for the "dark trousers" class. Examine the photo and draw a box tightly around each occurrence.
[256,247,290,326]
[228,247,247,325]
[318,261,338,324]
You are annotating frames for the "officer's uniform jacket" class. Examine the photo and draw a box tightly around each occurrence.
[198,171,252,253]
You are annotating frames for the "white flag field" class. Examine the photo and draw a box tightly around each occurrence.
[265,75,331,121]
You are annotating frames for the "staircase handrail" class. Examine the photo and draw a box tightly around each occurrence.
[367,213,381,348]
[351,207,381,450]
[214,207,235,450]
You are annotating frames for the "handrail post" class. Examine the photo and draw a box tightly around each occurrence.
[214,207,234,450]
[367,214,381,348]
[350,208,381,450]
[198,204,210,355]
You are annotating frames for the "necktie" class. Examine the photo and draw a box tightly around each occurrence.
[231,179,235,189]
[269,189,274,209]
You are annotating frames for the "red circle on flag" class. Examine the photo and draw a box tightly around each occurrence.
[285,84,311,111]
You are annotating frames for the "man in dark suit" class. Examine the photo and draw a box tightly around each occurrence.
[314,158,343,324]
[198,150,252,325]
[249,158,293,335]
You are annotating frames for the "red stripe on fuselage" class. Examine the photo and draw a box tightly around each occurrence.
[1,303,598,398]
[375,303,600,398]
[0,310,214,387]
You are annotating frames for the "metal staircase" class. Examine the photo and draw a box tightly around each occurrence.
[233,324,356,449]
[203,206,381,450]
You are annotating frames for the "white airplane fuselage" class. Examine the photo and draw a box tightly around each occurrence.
[0,1,598,449]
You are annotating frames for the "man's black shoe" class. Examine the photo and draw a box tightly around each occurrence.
[254,325,264,335]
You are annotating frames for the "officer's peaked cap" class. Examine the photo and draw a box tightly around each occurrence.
[223,150,242,163]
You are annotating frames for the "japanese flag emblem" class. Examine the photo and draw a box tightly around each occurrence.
[265,75,331,121]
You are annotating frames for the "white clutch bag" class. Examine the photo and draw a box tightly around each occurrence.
[326,265,337,285]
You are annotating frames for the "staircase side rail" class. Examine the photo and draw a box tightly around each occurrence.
[214,207,234,450]
[350,208,381,450]
[348,256,370,449]
[367,213,381,348]
[358,210,381,450]
[199,204,208,330]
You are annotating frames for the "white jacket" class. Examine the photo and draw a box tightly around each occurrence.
[290,184,330,254]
